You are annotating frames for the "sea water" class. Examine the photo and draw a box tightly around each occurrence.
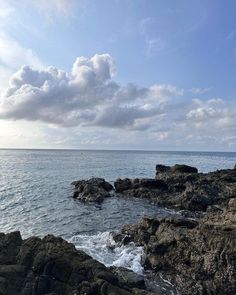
[0,149,235,293]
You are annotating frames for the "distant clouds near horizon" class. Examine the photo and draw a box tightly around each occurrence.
[0,0,235,151]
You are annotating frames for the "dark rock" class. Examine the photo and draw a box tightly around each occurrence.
[170,164,198,174]
[71,177,114,203]
[114,165,236,212]
[155,165,171,173]
[110,267,145,289]
[155,164,198,176]
[114,178,168,201]
[0,231,154,295]
[117,204,236,295]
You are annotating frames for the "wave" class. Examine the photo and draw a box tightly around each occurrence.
[70,231,144,274]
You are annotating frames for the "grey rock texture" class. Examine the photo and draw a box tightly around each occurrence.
[114,165,236,211]
[71,178,114,203]
[0,231,155,295]
[114,198,236,295]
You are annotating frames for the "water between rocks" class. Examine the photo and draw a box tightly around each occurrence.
[1,149,236,294]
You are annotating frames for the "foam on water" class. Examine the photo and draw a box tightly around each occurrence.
[70,231,144,274]
[70,232,180,294]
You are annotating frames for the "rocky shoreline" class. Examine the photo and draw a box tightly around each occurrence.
[72,164,236,212]
[0,231,156,295]
[113,198,235,295]
[71,164,236,294]
[0,164,235,294]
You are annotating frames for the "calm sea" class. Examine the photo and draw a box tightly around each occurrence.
[0,149,235,287]
[0,149,235,238]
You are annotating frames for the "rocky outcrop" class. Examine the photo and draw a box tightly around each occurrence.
[71,165,236,210]
[114,165,236,211]
[114,178,168,199]
[0,231,157,295]
[113,198,236,295]
[156,164,198,174]
[71,178,114,203]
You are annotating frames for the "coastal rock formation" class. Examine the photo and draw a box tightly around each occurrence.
[0,231,155,295]
[71,178,114,203]
[114,165,236,211]
[114,178,168,199]
[114,198,236,295]
[156,164,198,174]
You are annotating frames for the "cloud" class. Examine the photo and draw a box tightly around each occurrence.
[170,97,236,148]
[189,87,211,95]
[0,33,44,94]
[146,38,166,56]
[29,0,76,17]
[0,53,235,150]
[139,18,166,56]
[0,1,14,21]
[0,54,183,129]
[185,98,229,125]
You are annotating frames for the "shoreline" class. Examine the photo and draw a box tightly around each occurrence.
[0,163,235,294]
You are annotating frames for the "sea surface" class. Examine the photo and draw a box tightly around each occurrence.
[0,149,236,293]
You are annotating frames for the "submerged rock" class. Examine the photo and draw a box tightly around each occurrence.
[71,177,114,203]
[0,231,155,295]
[115,199,236,295]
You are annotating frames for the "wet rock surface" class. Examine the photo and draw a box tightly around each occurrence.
[72,165,236,210]
[114,164,236,211]
[114,198,236,295]
[71,164,236,294]
[0,231,156,295]
[71,178,114,203]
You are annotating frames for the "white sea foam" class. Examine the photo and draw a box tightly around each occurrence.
[70,231,144,275]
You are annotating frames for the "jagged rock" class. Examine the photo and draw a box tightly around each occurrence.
[114,165,236,211]
[156,164,198,175]
[71,178,114,203]
[114,178,168,200]
[110,267,145,289]
[0,231,155,295]
[115,202,236,295]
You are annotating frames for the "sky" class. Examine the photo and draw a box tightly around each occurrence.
[0,0,236,151]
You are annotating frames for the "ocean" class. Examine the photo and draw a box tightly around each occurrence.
[0,149,235,292]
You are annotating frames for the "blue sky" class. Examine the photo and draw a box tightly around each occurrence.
[0,0,236,151]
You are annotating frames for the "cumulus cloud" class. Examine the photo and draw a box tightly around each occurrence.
[186,98,226,121]
[168,97,236,148]
[0,33,44,93]
[1,53,236,150]
[0,54,183,129]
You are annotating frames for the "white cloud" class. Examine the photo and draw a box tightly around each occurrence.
[0,54,183,129]
[169,98,236,148]
[0,32,44,94]
[0,1,14,21]
[146,38,166,56]
[190,87,211,95]
[29,0,75,17]
[0,53,235,150]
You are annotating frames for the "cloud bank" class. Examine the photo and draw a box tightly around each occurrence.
[0,54,183,129]
[0,53,235,150]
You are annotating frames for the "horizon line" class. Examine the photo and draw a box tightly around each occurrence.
[0,147,235,153]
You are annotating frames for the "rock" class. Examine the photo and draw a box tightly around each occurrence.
[171,164,198,174]
[0,231,154,295]
[114,178,167,200]
[114,165,236,212]
[117,205,236,295]
[155,165,171,173]
[71,178,114,203]
[110,267,146,289]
